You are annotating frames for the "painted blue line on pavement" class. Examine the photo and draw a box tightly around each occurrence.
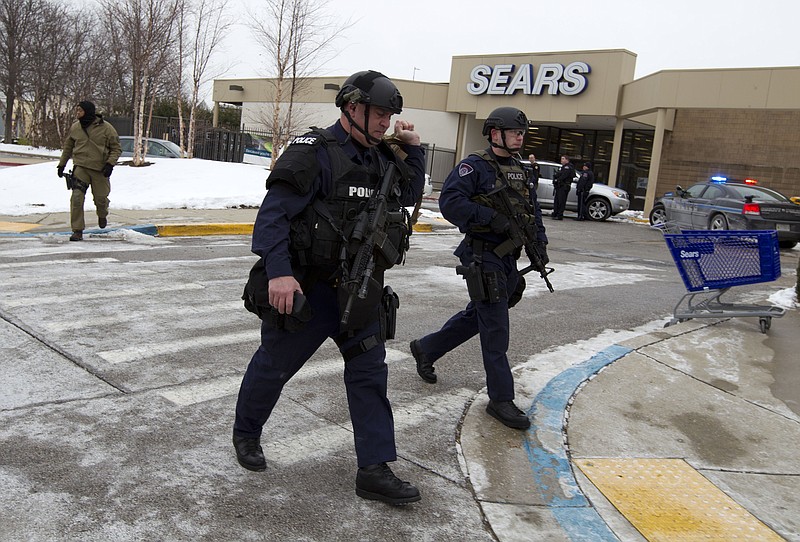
[524,343,633,541]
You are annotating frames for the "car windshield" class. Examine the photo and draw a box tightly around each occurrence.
[539,164,559,179]
[159,139,183,156]
[728,184,789,203]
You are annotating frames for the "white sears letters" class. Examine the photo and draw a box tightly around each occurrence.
[467,62,591,96]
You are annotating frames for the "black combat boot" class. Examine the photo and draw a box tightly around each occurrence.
[99,217,107,229]
[232,435,266,472]
[410,340,436,383]
[486,400,531,430]
[69,230,83,241]
[356,463,421,505]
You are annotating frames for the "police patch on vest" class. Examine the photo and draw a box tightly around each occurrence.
[291,135,319,145]
[348,186,375,198]
[458,163,474,177]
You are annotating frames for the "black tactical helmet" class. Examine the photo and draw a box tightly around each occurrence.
[335,70,403,114]
[482,107,528,136]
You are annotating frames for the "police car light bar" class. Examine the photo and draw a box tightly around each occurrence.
[744,178,758,184]
[710,175,727,183]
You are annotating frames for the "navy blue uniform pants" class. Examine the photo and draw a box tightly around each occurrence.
[553,184,570,218]
[417,241,519,401]
[233,281,396,468]
[576,190,590,219]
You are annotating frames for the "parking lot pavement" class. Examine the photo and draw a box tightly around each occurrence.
[1,212,798,541]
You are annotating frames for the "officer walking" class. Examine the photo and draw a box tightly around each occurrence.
[232,70,426,505]
[56,100,121,241]
[551,154,575,220]
[409,107,548,430]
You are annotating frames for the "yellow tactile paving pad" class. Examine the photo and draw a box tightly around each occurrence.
[0,221,41,233]
[156,223,254,236]
[574,458,783,541]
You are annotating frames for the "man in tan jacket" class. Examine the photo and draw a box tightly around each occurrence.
[57,101,121,241]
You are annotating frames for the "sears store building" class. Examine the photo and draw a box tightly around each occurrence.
[213,49,800,213]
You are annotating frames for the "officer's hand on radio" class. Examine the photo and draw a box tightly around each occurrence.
[268,276,302,314]
[57,165,65,178]
[489,213,511,233]
[393,120,420,146]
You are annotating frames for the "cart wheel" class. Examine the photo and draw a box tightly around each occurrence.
[759,317,770,333]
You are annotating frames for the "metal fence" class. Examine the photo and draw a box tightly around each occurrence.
[108,116,457,179]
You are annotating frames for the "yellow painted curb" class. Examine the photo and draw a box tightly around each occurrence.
[0,221,41,233]
[412,223,433,232]
[156,223,254,236]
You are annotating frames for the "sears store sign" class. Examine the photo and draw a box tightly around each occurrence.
[467,62,590,96]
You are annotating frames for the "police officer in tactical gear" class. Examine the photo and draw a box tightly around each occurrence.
[233,70,426,505]
[409,106,548,430]
[56,100,121,241]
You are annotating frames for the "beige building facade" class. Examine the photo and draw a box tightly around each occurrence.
[213,49,800,212]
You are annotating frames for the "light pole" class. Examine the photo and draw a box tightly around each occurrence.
[412,67,420,81]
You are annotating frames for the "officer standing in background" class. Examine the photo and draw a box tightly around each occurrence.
[551,154,575,220]
[409,107,548,430]
[56,100,121,241]
[526,153,541,201]
[232,70,425,505]
[576,161,595,220]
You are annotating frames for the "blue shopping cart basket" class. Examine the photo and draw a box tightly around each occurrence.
[660,229,784,333]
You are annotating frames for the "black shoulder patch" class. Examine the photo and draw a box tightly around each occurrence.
[265,137,321,194]
[289,133,321,146]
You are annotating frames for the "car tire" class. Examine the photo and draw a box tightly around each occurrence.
[587,197,611,221]
[709,214,729,230]
[649,204,667,226]
[778,240,798,249]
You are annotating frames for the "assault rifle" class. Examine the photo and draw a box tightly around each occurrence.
[483,185,555,293]
[340,162,400,325]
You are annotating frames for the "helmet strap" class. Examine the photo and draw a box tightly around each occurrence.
[343,104,381,146]
[489,129,516,155]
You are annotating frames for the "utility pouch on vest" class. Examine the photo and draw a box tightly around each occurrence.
[379,285,399,341]
[242,259,270,318]
[242,260,314,331]
[263,291,314,332]
[508,275,525,308]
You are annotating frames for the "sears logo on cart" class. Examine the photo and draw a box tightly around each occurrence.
[680,250,700,259]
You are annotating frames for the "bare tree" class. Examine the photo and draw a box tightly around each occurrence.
[0,0,39,141]
[249,0,346,167]
[24,1,100,148]
[179,0,232,158]
[100,0,180,165]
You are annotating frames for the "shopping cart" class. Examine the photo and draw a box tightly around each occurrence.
[655,224,785,333]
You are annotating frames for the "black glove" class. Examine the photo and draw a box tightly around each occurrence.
[489,213,510,233]
[102,163,114,177]
[537,241,549,266]
[57,165,65,178]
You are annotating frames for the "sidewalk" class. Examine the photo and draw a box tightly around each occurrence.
[463,308,800,541]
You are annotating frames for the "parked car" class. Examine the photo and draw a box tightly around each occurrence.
[521,160,630,221]
[649,180,800,249]
[119,136,183,158]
